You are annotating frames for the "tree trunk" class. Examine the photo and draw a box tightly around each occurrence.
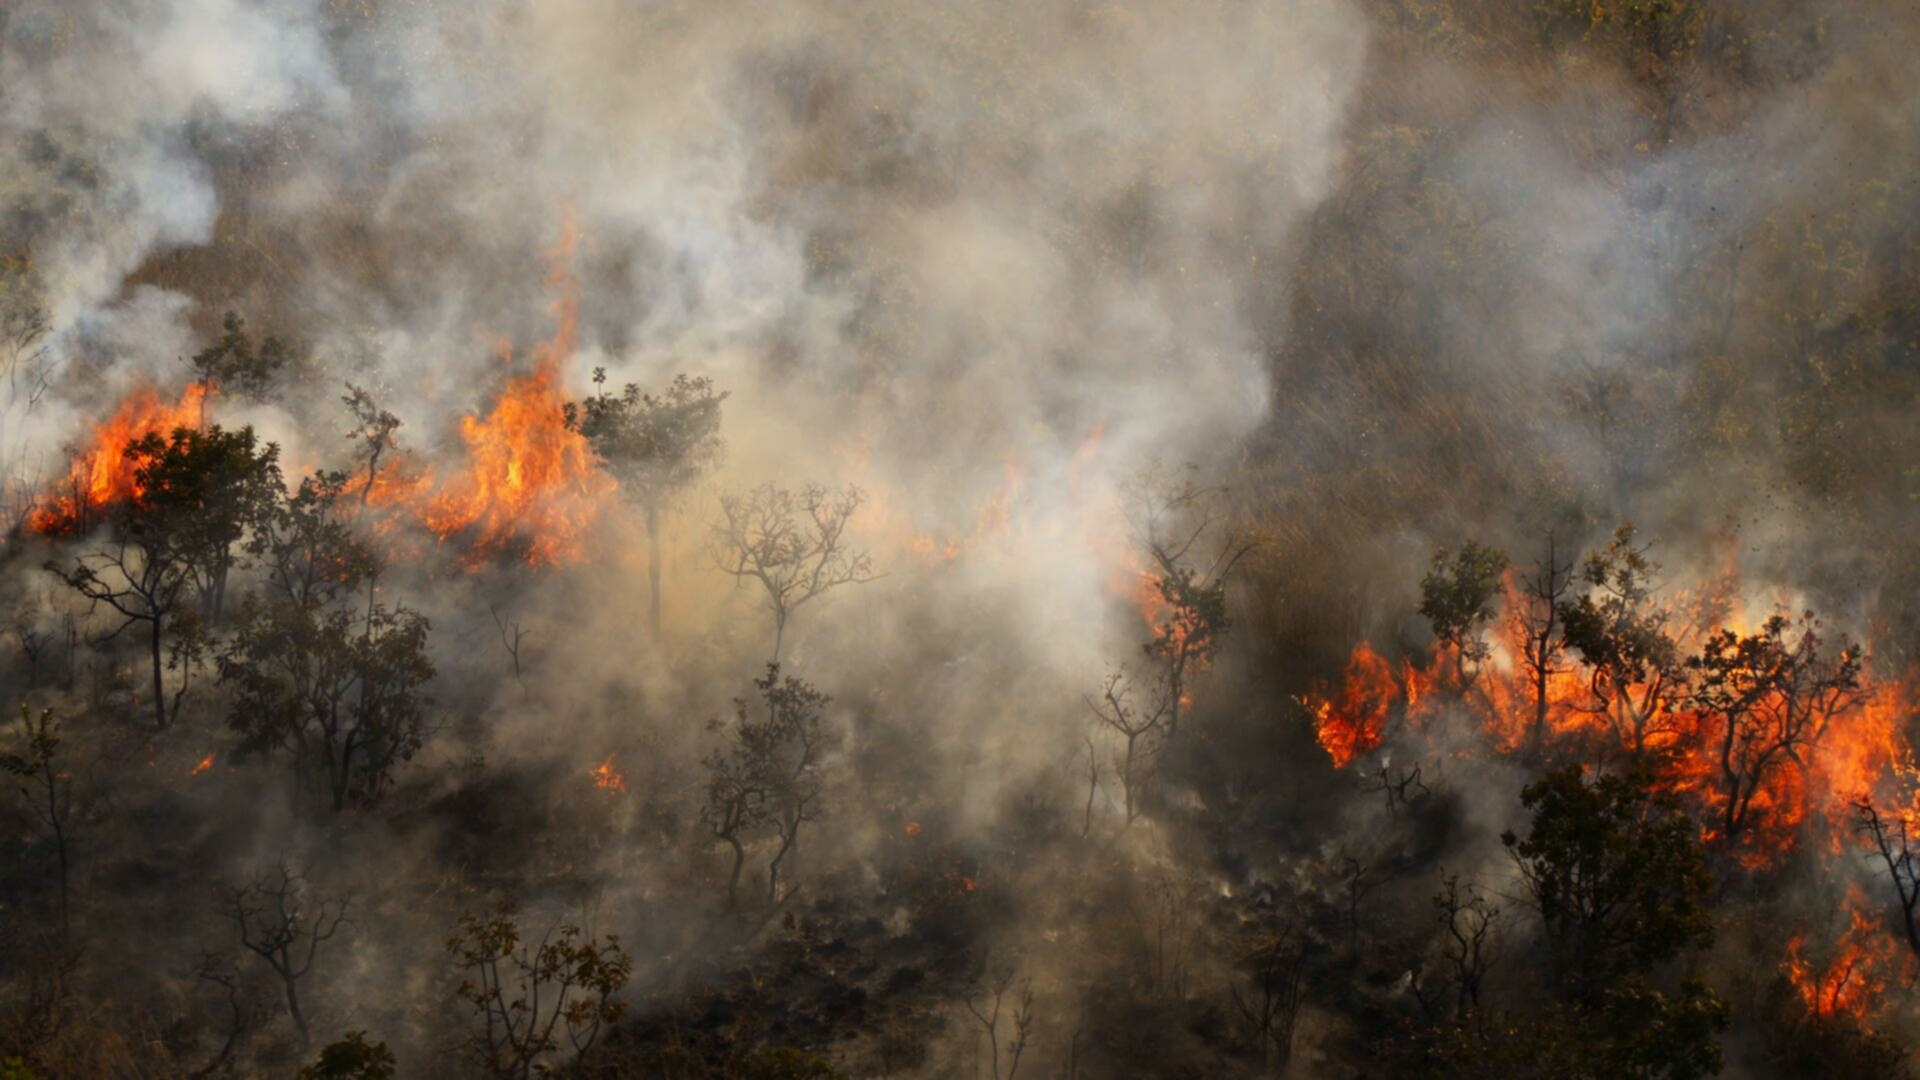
[150,613,167,731]
[768,826,797,904]
[726,837,746,911]
[283,975,309,1047]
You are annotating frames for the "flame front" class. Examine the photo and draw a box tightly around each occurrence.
[373,215,615,568]
[28,382,211,534]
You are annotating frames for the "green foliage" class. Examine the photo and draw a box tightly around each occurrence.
[0,1057,41,1080]
[1559,524,1686,754]
[191,311,297,402]
[1502,767,1714,995]
[125,422,284,615]
[702,665,832,907]
[221,600,434,812]
[1144,565,1232,674]
[565,369,726,508]
[298,1031,397,1080]
[447,899,632,1078]
[1418,541,1510,665]
[247,469,380,612]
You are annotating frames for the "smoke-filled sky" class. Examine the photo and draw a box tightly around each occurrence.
[6,0,1920,1075]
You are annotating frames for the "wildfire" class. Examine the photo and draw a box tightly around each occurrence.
[1306,642,1399,768]
[190,753,215,777]
[1304,572,1918,868]
[27,382,211,534]
[1783,885,1902,1024]
[591,754,626,793]
[904,820,923,838]
[372,214,615,568]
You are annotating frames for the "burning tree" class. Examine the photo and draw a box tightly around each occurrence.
[1687,612,1862,845]
[712,483,876,661]
[446,899,630,1079]
[1129,467,1255,739]
[566,369,726,636]
[122,424,283,619]
[1560,524,1688,758]
[47,423,279,730]
[1511,532,1576,758]
[342,384,402,508]
[1854,796,1920,958]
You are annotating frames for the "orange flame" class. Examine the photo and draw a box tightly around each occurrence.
[373,214,615,567]
[1306,571,1920,871]
[1783,885,1904,1024]
[591,754,626,793]
[28,382,211,534]
[190,753,215,777]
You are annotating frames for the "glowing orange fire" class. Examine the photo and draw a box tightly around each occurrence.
[1783,884,1904,1024]
[190,753,215,777]
[1303,571,1917,867]
[591,754,626,793]
[28,382,212,534]
[373,215,615,567]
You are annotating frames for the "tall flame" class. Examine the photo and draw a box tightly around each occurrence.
[28,382,211,534]
[375,213,615,568]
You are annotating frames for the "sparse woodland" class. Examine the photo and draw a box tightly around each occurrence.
[4,1,1920,1077]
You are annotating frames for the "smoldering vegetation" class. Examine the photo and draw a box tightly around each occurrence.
[2,1,1919,1076]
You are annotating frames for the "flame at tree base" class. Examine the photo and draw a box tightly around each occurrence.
[27,382,211,535]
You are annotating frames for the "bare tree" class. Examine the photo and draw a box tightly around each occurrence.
[0,256,51,410]
[221,863,351,1048]
[1080,734,1102,840]
[447,899,631,1079]
[1855,796,1920,959]
[1229,923,1308,1074]
[1084,671,1168,828]
[1511,532,1575,758]
[1146,870,1207,999]
[48,533,192,732]
[189,951,250,1078]
[342,384,402,509]
[1129,467,1256,738]
[712,483,876,661]
[963,960,1035,1080]
[2,705,76,944]
[1432,874,1500,1015]
[1365,760,1429,816]
[490,604,530,693]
